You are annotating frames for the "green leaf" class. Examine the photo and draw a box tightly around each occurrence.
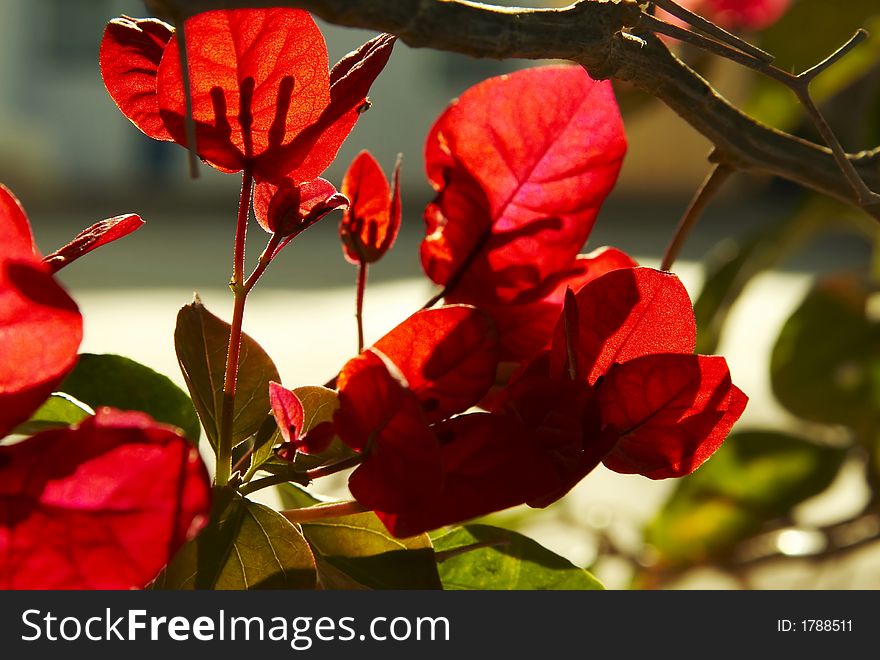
[646,431,847,567]
[12,392,93,435]
[152,488,316,590]
[277,482,327,508]
[174,297,279,451]
[694,195,864,355]
[771,273,880,431]
[431,524,604,590]
[59,353,201,442]
[276,484,441,590]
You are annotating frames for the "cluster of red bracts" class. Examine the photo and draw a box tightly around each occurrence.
[266,64,747,538]
[297,263,746,538]
[100,9,394,244]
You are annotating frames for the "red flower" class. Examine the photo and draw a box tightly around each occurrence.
[0,409,211,589]
[252,177,348,239]
[0,185,211,588]
[318,66,747,537]
[101,9,395,182]
[545,268,746,484]
[331,309,564,537]
[339,150,402,264]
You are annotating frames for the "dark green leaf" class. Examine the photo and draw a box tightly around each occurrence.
[277,482,325,509]
[174,297,279,451]
[771,273,880,430]
[152,487,316,590]
[646,431,847,567]
[59,353,201,442]
[431,524,603,590]
[12,392,92,435]
[276,484,441,590]
[694,195,860,355]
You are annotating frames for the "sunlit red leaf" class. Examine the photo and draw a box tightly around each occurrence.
[371,306,499,423]
[335,352,442,512]
[421,65,626,304]
[375,412,563,538]
[156,9,329,172]
[0,185,82,437]
[100,16,174,141]
[339,150,401,263]
[43,214,144,273]
[269,381,304,446]
[253,177,347,237]
[552,267,696,383]
[259,33,396,183]
[599,353,748,479]
[0,408,211,589]
[456,247,639,364]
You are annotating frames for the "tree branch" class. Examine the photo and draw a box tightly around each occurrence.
[145,0,880,217]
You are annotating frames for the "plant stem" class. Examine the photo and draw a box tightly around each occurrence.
[238,453,365,496]
[355,260,367,352]
[216,169,254,486]
[661,163,732,271]
[280,500,368,524]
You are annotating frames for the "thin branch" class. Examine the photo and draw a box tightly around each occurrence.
[661,163,733,271]
[638,13,768,68]
[668,24,880,213]
[650,0,773,62]
[237,453,364,495]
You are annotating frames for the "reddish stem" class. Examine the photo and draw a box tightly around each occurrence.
[279,500,368,524]
[216,169,253,486]
[356,260,368,352]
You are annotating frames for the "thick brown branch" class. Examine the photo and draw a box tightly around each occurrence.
[146,0,880,214]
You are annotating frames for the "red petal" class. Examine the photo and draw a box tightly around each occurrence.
[269,381,304,446]
[100,16,174,141]
[420,65,626,304]
[450,247,638,364]
[498,353,616,507]
[552,267,696,383]
[255,33,396,183]
[337,352,442,512]
[157,9,330,172]
[43,214,144,273]
[375,412,562,538]
[371,305,499,423]
[339,150,401,263]
[599,353,748,479]
[0,186,82,437]
[0,408,211,589]
[253,177,346,237]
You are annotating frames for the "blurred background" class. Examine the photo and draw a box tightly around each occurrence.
[2,0,880,588]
